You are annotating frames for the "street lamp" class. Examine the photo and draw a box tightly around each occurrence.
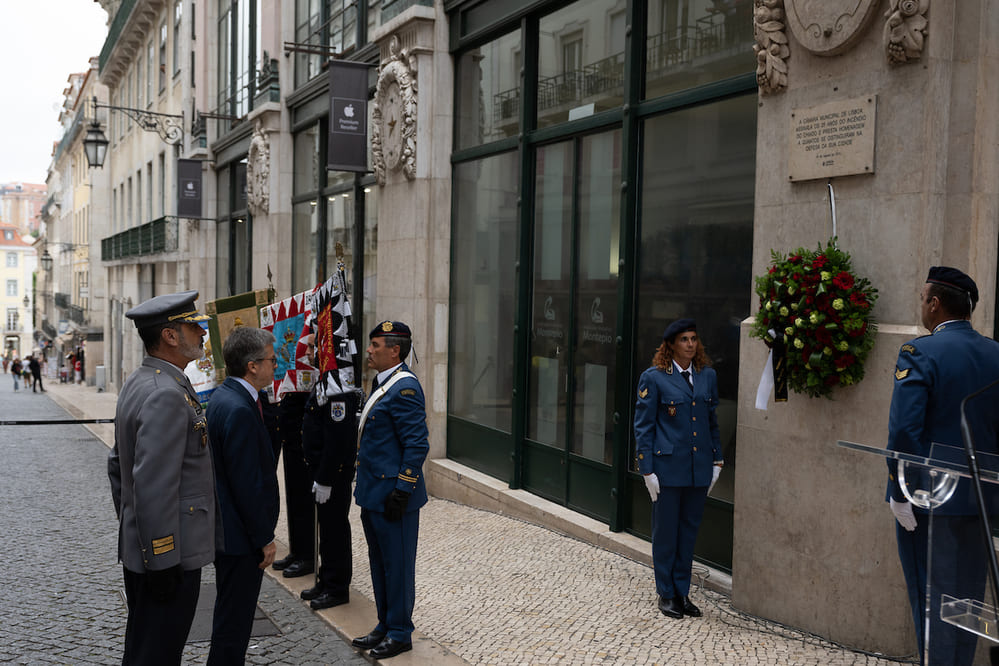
[83,96,184,169]
[83,120,109,169]
[23,294,29,309]
[41,249,52,272]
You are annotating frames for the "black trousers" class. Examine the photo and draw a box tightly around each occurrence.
[207,552,264,666]
[313,470,353,595]
[276,393,314,561]
[122,566,201,666]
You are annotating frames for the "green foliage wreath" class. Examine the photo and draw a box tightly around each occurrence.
[750,239,879,399]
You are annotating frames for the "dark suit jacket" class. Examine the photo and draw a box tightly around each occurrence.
[206,377,280,555]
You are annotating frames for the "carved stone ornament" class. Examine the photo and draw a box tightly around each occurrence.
[246,121,271,217]
[754,0,790,95]
[785,0,881,56]
[372,35,418,186]
[884,0,929,64]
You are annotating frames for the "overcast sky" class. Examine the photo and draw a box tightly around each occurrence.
[0,1,109,185]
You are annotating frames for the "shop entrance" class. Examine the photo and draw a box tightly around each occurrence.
[524,129,621,521]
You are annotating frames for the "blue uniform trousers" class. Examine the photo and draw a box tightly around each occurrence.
[207,552,265,666]
[652,486,708,599]
[360,507,419,642]
[122,566,201,666]
[896,514,987,665]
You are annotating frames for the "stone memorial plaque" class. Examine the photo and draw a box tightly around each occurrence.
[788,96,876,182]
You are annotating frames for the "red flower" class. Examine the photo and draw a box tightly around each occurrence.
[769,266,777,275]
[812,255,828,269]
[789,254,802,264]
[833,272,854,290]
[835,354,856,369]
[850,292,868,307]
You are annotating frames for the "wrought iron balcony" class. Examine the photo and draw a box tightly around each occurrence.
[101,216,180,262]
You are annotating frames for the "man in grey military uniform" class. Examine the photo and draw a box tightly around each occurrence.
[108,290,221,666]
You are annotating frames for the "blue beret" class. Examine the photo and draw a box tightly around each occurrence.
[927,266,979,306]
[663,318,696,342]
[369,320,412,339]
[125,290,209,330]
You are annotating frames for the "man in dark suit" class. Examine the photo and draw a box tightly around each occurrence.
[633,318,723,621]
[887,266,999,666]
[206,326,280,665]
[108,290,221,666]
[350,321,429,660]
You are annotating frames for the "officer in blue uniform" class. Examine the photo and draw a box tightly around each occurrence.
[351,321,429,659]
[634,318,723,620]
[887,266,999,666]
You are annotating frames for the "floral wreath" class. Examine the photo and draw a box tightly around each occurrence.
[750,239,878,399]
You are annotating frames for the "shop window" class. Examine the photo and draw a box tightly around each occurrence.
[644,0,755,100]
[538,0,625,129]
[455,30,522,150]
[449,152,519,432]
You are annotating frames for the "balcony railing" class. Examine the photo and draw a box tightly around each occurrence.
[42,320,57,339]
[99,0,136,74]
[55,293,71,309]
[101,216,180,261]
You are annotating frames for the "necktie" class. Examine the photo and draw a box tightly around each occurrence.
[371,377,379,394]
[681,370,692,389]
[256,396,264,420]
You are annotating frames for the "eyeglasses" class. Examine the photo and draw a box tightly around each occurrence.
[254,357,278,365]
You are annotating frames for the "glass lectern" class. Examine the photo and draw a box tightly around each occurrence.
[839,382,999,666]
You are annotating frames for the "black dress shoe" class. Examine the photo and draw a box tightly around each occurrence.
[282,560,314,578]
[657,595,683,619]
[369,637,412,659]
[272,554,298,571]
[310,591,349,610]
[682,596,702,617]
[352,630,387,650]
[300,584,324,601]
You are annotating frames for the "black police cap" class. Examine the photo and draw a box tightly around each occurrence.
[926,266,979,306]
[125,290,209,330]
[369,320,412,339]
[663,318,696,343]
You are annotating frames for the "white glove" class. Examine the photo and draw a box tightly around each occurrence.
[643,473,660,502]
[890,498,917,532]
[312,481,332,505]
[709,465,722,494]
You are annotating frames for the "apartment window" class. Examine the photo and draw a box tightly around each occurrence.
[147,162,154,220]
[147,40,155,105]
[159,153,166,217]
[127,177,133,227]
[160,21,168,91]
[6,280,16,297]
[6,308,16,331]
[294,0,360,86]
[174,0,183,75]
[136,170,143,223]
[216,0,261,128]
[7,251,17,267]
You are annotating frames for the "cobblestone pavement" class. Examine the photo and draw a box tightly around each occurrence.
[0,387,365,666]
[28,381,918,665]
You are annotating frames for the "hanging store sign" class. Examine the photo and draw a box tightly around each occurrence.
[177,159,203,217]
[327,60,370,173]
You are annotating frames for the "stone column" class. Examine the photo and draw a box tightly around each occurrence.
[371,5,453,458]
[734,0,999,654]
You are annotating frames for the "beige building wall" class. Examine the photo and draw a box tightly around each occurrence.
[734,1,999,654]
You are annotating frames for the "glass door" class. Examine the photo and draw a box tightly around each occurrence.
[525,129,621,520]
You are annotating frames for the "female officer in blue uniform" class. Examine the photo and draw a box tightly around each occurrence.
[634,318,723,620]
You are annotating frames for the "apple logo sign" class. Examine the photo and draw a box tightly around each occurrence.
[344,104,354,118]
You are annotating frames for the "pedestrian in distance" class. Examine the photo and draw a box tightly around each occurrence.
[300,333,360,610]
[11,357,21,391]
[633,318,723,621]
[205,326,280,666]
[107,290,221,666]
[886,266,999,666]
[351,321,429,660]
[29,354,44,392]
